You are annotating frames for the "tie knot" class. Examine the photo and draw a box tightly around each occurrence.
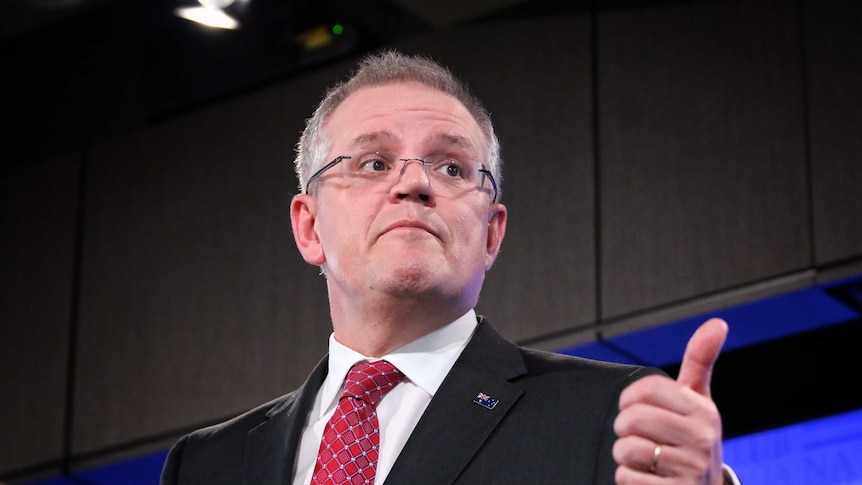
[342,360,402,406]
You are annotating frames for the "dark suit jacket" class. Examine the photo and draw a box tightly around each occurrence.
[160,317,660,484]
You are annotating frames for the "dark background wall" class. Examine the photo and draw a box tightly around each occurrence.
[2,0,861,482]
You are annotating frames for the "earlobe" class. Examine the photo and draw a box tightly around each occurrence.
[290,194,326,266]
[484,203,507,270]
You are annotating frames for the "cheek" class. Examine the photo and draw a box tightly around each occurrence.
[450,209,490,251]
[323,218,362,255]
[317,198,377,254]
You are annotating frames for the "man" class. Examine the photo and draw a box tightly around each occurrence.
[160,50,740,484]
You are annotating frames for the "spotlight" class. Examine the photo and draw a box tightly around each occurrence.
[174,0,250,30]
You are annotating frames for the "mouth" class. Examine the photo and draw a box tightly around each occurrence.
[380,219,439,240]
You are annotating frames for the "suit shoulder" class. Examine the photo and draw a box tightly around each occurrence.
[506,347,666,423]
[518,346,664,383]
[182,392,297,444]
[472,317,663,386]
[160,392,302,484]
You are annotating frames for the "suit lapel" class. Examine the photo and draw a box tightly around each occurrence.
[385,318,527,484]
[244,357,328,485]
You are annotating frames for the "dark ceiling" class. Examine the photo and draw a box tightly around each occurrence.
[2,0,546,165]
[1,0,696,166]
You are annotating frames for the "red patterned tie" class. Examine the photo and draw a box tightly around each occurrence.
[311,360,403,485]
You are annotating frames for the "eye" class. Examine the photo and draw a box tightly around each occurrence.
[435,159,464,178]
[356,154,392,173]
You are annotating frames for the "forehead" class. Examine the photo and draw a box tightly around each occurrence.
[324,81,486,155]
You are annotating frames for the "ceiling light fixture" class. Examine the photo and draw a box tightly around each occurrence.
[174,0,249,30]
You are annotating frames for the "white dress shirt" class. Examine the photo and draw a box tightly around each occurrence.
[291,310,478,485]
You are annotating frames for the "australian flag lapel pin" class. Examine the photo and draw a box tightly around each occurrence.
[473,392,499,410]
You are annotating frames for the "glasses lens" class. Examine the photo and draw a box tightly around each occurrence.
[311,152,494,201]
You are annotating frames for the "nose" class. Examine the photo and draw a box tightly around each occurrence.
[390,158,434,203]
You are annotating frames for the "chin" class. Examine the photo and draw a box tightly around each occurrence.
[374,263,447,298]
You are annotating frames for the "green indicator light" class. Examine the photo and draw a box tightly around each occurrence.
[332,24,344,35]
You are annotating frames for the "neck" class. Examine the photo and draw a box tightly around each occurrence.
[327,288,471,357]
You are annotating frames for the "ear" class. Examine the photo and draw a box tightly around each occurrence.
[484,203,507,271]
[290,194,326,266]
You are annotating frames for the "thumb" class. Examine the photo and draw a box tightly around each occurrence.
[676,318,729,397]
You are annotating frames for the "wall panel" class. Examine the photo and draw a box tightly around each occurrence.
[598,1,810,319]
[0,156,79,475]
[805,1,862,265]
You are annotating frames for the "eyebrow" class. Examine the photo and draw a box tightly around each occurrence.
[435,133,477,154]
[347,131,400,150]
[346,131,478,156]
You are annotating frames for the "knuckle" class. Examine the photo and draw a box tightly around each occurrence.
[615,466,630,485]
[611,438,636,465]
[613,405,645,436]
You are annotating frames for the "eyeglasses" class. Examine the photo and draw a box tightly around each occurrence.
[305,152,498,203]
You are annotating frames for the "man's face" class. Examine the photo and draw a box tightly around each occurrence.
[291,81,506,312]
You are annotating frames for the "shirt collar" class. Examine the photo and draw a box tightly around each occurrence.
[319,310,478,417]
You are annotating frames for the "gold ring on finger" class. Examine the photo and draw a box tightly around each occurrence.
[649,444,662,474]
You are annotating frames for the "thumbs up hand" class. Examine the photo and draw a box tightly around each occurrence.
[612,318,729,485]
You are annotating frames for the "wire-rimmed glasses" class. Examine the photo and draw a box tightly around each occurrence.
[304,152,498,203]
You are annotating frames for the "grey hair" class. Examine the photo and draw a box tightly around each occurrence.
[294,50,502,200]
